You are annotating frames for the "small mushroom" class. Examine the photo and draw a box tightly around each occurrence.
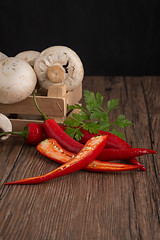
[0,52,8,61]
[0,57,37,104]
[15,50,40,67]
[34,46,84,92]
[0,114,12,141]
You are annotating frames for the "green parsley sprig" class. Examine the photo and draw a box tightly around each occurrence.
[64,90,133,141]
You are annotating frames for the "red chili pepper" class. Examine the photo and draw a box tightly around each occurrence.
[60,125,131,150]
[61,126,147,170]
[39,119,155,163]
[32,93,151,169]
[97,148,156,161]
[5,135,107,185]
[36,138,143,172]
[0,123,47,145]
[43,118,83,153]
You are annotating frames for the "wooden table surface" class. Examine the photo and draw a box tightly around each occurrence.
[0,76,160,240]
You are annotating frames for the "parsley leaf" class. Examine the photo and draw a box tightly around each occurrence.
[114,114,133,129]
[83,122,100,133]
[64,90,133,140]
[107,98,119,113]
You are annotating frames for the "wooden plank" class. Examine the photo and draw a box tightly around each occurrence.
[137,76,160,240]
[10,117,66,131]
[0,96,65,117]
[121,76,160,239]
[9,108,80,131]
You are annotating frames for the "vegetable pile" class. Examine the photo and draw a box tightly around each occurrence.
[1,90,157,185]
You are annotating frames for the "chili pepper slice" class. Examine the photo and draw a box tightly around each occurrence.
[5,135,107,185]
[0,123,47,145]
[36,138,143,172]
[86,161,141,172]
[37,138,75,163]
[37,138,156,162]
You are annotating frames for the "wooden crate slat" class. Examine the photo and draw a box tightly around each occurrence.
[0,96,66,117]
[10,117,65,131]
[10,108,80,131]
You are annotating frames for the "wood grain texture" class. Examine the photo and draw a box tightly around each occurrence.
[0,76,160,240]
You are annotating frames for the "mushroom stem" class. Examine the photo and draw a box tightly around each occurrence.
[47,64,65,83]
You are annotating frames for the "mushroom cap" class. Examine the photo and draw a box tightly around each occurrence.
[15,50,40,67]
[0,52,8,61]
[0,57,37,104]
[34,46,84,91]
[0,113,12,141]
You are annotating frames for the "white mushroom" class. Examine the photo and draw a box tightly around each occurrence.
[0,57,37,104]
[0,52,8,61]
[15,50,40,67]
[34,46,84,92]
[0,114,12,141]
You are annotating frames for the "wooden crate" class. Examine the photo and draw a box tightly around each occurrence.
[0,83,82,131]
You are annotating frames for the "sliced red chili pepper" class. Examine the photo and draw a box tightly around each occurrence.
[37,138,74,164]
[85,161,141,172]
[0,123,47,145]
[5,135,107,185]
[36,138,143,172]
[37,138,156,162]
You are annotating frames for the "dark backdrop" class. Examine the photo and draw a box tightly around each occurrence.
[0,0,160,75]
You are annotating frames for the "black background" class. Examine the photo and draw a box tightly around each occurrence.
[0,0,160,75]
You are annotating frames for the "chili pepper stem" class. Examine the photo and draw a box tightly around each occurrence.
[33,90,48,121]
[0,128,28,139]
